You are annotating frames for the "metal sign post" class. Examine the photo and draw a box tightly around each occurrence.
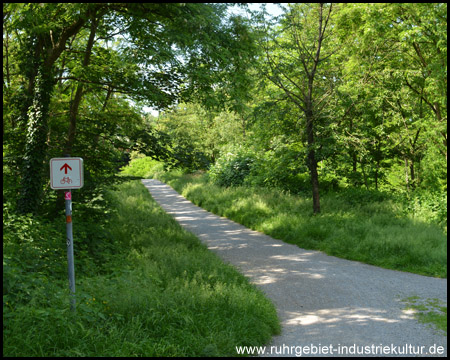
[65,190,76,312]
[50,157,83,312]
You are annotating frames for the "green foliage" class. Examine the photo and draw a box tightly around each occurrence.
[396,191,447,231]
[155,103,248,168]
[5,2,446,215]
[3,2,448,352]
[418,145,447,192]
[334,187,391,205]
[3,204,66,303]
[3,196,121,309]
[169,143,211,172]
[4,2,259,215]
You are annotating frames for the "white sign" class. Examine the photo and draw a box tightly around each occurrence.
[50,158,84,189]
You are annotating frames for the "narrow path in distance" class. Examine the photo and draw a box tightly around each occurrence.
[141,179,447,357]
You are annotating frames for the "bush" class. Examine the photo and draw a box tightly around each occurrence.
[334,187,391,205]
[3,204,66,285]
[245,144,310,193]
[208,143,311,193]
[208,148,256,187]
[396,190,447,231]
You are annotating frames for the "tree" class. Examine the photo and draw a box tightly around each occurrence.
[334,3,446,191]
[4,3,259,214]
[258,3,337,213]
[155,102,248,165]
[7,3,94,214]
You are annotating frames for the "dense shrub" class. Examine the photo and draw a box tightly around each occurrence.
[208,149,256,187]
[246,144,310,193]
[208,143,313,194]
[397,190,447,230]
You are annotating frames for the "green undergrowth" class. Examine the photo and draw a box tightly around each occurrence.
[3,180,279,356]
[155,171,447,279]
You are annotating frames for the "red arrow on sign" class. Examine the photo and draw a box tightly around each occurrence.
[60,163,72,174]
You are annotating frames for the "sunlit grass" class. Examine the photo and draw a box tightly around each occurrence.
[157,172,447,278]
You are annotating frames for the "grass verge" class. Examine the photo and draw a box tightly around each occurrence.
[401,296,447,335]
[155,171,447,279]
[3,180,280,357]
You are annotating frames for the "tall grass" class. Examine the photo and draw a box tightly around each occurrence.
[119,155,164,178]
[156,172,447,279]
[3,181,279,356]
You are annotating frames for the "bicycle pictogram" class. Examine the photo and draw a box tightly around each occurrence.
[60,177,73,184]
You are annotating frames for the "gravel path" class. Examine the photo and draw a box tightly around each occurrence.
[142,179,447,357]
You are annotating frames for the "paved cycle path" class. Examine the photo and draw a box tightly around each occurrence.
[141,179,447,357]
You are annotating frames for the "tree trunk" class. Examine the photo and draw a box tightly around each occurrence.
[262,3,332,214]
[310,150,321,214]
[242,116,246,143]
[374,142,380,190]
[349,118,357,173]
[65,15,99,155]
[17,10,89,214]
[361,161,369,190]
[374,161,379,190]
[17,65,54,214]
[405,158,409,191]
[306,108,320,214]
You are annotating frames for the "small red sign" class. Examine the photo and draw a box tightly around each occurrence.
[50,157,83,190]
[65,192,72,200]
